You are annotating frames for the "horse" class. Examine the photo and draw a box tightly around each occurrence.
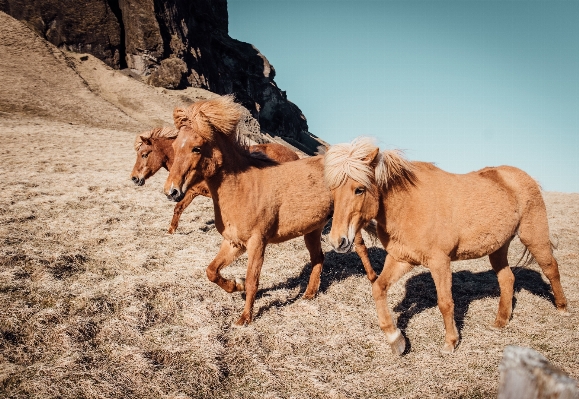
[324,137,568,355]
[130,127,301,234]
[162,95,378,326]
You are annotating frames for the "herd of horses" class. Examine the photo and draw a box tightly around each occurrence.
[131,95,568,355]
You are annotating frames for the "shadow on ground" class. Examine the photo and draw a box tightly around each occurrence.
[254,247,556,332]
[394,267,555,334]
[252,247,386,319]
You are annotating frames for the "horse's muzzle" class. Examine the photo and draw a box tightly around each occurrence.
[167,188,184,202]
[132,176,145,186]
[334,236,353,253]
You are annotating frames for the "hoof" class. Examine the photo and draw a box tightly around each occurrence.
[233,315,251,327]
[558,307,570,317]
[387,329,406,356]
[167,228,176,234]
[302,291,316,300]
[441,342,456,355]
[491,319,508,329]
[235,278,245,292]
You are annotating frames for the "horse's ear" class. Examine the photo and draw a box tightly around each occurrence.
[363,148,380,165]
[173,107,188,129]
[198,110,210,125]
[140,135,152,146]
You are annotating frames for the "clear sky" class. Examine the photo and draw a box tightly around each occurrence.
[228,1,579,193]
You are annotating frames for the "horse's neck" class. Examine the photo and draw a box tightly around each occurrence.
[379,183,410,236]
[203,138,265,204]
[157,138,175,170]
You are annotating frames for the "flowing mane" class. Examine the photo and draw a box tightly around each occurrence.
[134,127,179,151]
[173,95,246,145]
[324,137,414,190]
[172,95,279,166]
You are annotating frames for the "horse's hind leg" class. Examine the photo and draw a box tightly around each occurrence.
[354,232,377,283]
[518,208,568,314]
[206,240,246,293]
[303,227,325,299]
[489,240,515,328]
[521,242,568,314]
[168,189,197,234]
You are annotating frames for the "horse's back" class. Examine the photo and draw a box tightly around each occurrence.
[262,156,331,242]
[250,143,300,163]
[390,163,544,260]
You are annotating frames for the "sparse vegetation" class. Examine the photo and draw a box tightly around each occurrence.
[1,11,577,397]
[1,117,578,398]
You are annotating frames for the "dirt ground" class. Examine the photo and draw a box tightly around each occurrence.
[1,11,578,399]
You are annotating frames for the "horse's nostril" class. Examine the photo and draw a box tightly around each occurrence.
[131,176,138,183]
[170,188,179,198]
[339,236,348,249]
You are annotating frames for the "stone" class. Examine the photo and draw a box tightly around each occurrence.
[148,57,188,89]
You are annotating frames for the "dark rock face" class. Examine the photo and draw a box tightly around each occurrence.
[0,0,124,67]
[1,0,320,153]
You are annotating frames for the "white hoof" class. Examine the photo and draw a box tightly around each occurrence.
[558,308,571,317]
[235,278,245,291]
[387,329,406,356]
[441,342,455,354]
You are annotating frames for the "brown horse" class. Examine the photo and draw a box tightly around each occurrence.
[324,137,568,355]
[163,96,378,326]
[130,127,300,233]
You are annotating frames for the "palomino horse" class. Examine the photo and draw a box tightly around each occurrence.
[130,127,300,233]
[324,137,568,355]
[163,95,378,325]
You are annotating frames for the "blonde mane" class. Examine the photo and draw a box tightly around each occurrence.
[324,137,414,190]
[134,127,179,151]
[173,95,246,144]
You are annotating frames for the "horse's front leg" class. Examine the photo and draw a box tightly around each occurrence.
[428,254,459,354]
[206,240,246,293]
[168,184,210,234]
[354,232,377,283]
[303,227,325,299]
[372,256,413,355]
[168,189,197,234]
[235,236,267,326]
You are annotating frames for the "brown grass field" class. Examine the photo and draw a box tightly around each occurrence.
[1,115,579,399]
[1,11,578,399]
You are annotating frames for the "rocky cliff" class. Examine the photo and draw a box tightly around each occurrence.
[1,0,324,154]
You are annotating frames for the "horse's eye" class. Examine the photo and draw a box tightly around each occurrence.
[354,187,365,195]
[141,153,149,159]
[192,147,201,154]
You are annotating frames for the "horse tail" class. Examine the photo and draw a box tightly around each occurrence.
[514,247,535,268]
[550,234,559,251]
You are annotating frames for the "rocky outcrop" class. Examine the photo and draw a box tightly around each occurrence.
[1,0,324,154]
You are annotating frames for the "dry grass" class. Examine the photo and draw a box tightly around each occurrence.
[1,116,578,399]
[1,11,578,398]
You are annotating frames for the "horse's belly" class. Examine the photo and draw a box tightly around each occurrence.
[453,216,518,260]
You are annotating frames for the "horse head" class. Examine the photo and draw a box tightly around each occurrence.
[324,138,382,253]
[164,95,244,202]
[131,128,178,186]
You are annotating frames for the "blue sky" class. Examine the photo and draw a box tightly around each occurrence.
[228,1,579,192]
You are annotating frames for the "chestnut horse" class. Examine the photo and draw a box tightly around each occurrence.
[324,137,568,355]
[130,127,300,233]
[163,96,377,325]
